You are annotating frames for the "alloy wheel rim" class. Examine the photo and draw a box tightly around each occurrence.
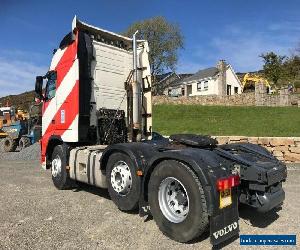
[158,177,190,223]
[51,156,62,177]
[110,161,132,195]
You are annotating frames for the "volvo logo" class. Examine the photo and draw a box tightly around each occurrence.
[213,221,238,239]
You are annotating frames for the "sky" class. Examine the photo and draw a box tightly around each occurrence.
[0,0,300,97]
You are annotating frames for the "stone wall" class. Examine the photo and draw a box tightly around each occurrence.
[153,92,255,106]
[212,136,300,163]
[255,83,295,106]
[153,83,300,106]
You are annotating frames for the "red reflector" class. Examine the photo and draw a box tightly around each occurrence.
[224,179,229,190]
[217,179,223,191]
[228,176,235,187]
[233,175,240,186]
[217,175,240,191]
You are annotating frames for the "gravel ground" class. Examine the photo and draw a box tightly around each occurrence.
[0,160,299,250]
[0,139,40,160]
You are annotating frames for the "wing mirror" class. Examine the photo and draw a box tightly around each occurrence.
[35,76,44,101]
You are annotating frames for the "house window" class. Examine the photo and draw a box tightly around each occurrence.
[197,82,202,91]
[203,81,208,91]
[234,87,238,94]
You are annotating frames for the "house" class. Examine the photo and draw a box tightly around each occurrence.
[152,72,193,95]
[162,74,192,96]
[168,60,242,97]
[152,72,180,95]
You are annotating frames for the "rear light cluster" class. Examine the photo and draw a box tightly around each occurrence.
[217,175,240,191]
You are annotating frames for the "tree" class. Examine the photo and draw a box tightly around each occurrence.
[282,55,300,82]
[123,16,184,76]
[281,55,300,89]
[260,52,285,86]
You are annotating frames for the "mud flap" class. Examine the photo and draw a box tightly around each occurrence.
[210,188,239,245]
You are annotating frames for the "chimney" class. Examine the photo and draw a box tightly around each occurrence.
[217,60,227,96]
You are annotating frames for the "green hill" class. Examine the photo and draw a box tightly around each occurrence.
[0,90,36,111]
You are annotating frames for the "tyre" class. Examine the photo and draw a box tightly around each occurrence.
[51,145,72,190]
[148,160,208,243]
[106,152,140,211]
[19,137,31,151]
[3,137,17,152]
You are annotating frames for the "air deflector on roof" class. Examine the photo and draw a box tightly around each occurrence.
[71,16,141,50]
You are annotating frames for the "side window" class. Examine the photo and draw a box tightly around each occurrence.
[45,71,57,100]
[197,82,202,91]
[203,81,208,90]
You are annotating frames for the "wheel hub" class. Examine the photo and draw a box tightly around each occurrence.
[110,161,132,195]
[51,156,62,177]
[158,177,189,223]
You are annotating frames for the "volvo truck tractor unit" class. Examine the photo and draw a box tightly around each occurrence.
[35,17,287,246]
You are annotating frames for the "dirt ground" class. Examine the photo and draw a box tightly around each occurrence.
[0,160,299,250]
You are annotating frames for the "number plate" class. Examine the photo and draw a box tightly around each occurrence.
[219,189,232,208]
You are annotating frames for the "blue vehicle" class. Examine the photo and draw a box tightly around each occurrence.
[2,105,41,152]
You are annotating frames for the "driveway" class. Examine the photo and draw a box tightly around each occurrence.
[0,160,299,249]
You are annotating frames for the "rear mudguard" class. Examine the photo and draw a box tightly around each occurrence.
[101,142,240,245]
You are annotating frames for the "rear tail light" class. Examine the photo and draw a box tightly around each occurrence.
[232,175,240,186]
[217,175,240,191]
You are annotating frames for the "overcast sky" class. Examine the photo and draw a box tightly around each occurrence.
[0,0,299,97]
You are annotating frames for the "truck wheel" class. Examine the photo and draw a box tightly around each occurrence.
[148,160,208,243]
[3,137,17,152]
[19,137,31,151]
[106,152,140,211]
[51,145,72,190]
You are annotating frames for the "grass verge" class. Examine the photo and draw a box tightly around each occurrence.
[153,105,300,137]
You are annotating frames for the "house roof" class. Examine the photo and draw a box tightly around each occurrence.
[178,73,193,79]
[183,67,219,82]
[171,67,219,87]
[154,72,176,84]
[167,62,242,91]
[169,74,193,87]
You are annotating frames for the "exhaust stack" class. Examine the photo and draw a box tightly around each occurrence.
[132,31,142,140]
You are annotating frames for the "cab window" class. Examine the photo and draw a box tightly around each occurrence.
[45,71,57,100]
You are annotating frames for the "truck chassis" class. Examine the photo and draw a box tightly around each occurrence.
[35,17,287,246]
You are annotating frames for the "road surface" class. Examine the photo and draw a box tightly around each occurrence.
[0,160,299,249]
